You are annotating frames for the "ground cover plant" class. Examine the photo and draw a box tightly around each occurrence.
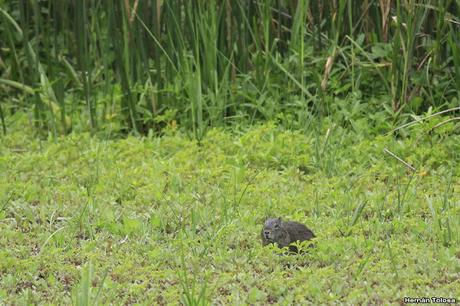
[1,116,459,304]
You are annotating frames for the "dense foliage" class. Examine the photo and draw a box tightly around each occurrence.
[1,1,460,137]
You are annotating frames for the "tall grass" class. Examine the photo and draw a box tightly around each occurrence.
[1,1,460,136]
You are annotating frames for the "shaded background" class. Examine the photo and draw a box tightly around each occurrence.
[1,0,460,137]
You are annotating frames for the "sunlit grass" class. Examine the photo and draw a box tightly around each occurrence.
[0,118,459,304]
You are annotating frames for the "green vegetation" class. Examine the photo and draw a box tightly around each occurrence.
[1,117,459,304]
[1,1,460,304]
[1,1,460,136]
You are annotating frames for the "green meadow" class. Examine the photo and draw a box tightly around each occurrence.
[1,116,459,304]
[1,1,460,304]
